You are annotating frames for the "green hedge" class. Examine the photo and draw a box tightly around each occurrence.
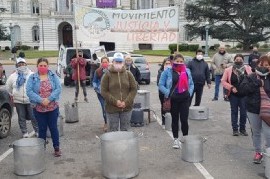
[20,45,32,50]
[168,43,199,52]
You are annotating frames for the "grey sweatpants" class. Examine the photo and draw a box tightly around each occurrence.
[106,111,132,132]
[247,112,270,152]
[14,103,38,134]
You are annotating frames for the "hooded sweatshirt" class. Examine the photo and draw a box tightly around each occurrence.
[6,68,33,103]
[101,65,137,113]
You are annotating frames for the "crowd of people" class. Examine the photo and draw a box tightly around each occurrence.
[4,46,270,165]
[157,46,270,165]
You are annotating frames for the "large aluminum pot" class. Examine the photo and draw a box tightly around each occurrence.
[100,131,139,179]
[134,90,150,110]
[264,148,270,179]
[65,102,79,123]
[47,115,64,138]
[189,106,209,120]
[180,135,207,163]
[12,138,45,176]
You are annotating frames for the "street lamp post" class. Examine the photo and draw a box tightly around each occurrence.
[205,23,210,57]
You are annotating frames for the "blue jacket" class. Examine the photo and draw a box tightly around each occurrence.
[26,70,62,106]
[158,68,194,98]
[92,69,107,94]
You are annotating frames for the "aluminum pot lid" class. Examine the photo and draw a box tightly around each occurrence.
[13,138,45,147]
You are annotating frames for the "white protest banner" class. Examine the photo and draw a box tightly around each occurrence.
[74,5,179,44]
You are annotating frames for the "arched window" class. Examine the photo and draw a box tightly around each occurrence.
[32,0,40,14]
[32,26,40,42]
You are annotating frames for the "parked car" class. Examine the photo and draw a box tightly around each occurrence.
[0,88,13,138]
[0,63,7,85]
[131,54,151,84]
[107,51,130,63]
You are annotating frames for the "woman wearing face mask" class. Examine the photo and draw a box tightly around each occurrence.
[222,54,252,136]
[187,49,211,106]
[26,58,62,157]
[6,57,38,138]
[101,53,137,131]
[159,54,194,149]
[239,55,270,164]
[93,57,110,132]
[157,58,172,129]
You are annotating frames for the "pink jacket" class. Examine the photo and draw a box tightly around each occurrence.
[221,65,252,92]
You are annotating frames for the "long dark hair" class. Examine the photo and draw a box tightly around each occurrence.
[96,56,109,78]
[37,58,49,66]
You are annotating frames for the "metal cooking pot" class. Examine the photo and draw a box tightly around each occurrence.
[134,90,150,110]
[100,131,139,179]
[47,115,64,138]
[65,102,79,123]
[11,138,45,176]
[180,135,207,163]
[263,147,270,179]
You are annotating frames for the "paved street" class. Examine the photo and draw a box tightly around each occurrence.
[0,63,267,179]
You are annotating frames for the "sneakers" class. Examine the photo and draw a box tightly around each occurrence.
[54,147,62,157]
[212,97,218,101]
[22,132,29,138]
[173,139,180,149]
[233,130,239,136]
[84,97,89,103]
[239,130,248,136]
[253,152,263,164]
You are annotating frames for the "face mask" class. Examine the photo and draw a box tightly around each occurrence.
[196,55,203,60]
[173,62,186,72]
[38,66,48,74]
[164,65,172,70]
[256,67,269,76]
[234,61,243,66]
[17,66,28,73]
[101,63,109,69]
[114,64,123,71]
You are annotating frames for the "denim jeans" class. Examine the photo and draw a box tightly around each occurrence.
[14,103,38,134]
[214,75,224,99]
[97,93,107,124]
[33,107,59,149]
[247,112,270,152]
[229,95,247,131]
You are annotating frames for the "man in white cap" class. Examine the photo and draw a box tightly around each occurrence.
[6,57,38,138]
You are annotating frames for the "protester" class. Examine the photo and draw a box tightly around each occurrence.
[101,53,137,131]
[221,54,252,136]
[6,57,38,138]
[187,49,211,106]
[26,58,62,157]
[248,47,261,72]
[239,55,270,164]
[157,58,172,129]
[71,50,88,102]
[125,55,141,84]
[89,53,100,87]
[11,46,17,61]
[159,54,194,149]
[93,57,110,132]
[211,45,233,101]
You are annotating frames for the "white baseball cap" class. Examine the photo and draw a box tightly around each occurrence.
[113,52,124,62]
[16,57,26,64]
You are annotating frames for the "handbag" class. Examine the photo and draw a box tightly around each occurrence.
[259,87,270,127]
[162,84,177,113]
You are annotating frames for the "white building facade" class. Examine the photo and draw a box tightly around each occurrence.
[0,0,216,51]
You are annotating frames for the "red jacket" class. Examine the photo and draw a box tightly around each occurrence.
[71,57,87,81]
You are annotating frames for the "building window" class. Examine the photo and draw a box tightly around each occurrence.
[169,0,175,6]
[32,26,40,42]
[11,0,19,13]
[32,0,40,14]
[13,25,21,45]
[137,0,152,9]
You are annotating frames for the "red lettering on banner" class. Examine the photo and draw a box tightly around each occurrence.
[127,32,177,42]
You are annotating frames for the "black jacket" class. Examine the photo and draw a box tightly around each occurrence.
[126,64,141,83]
[239,73,270,114]
[187,58,211,85]
[248,52,260,70]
